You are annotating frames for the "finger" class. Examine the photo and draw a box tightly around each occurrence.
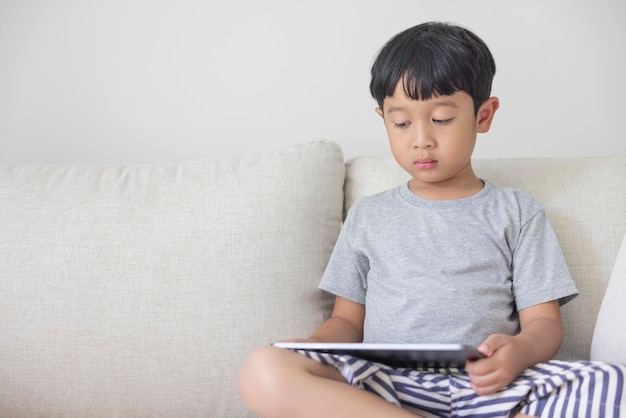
[478,334,508,356]
[469,368,507,394]
[472,379,503,396]
[465,355,496,377]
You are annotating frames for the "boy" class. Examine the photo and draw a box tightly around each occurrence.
[239,22,625,417]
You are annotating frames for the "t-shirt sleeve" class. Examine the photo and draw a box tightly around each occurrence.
[318,206,369,305]
[512,208,578,310]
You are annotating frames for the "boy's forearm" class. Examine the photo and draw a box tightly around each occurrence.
[515,316,563,368]
[309,316,363,343]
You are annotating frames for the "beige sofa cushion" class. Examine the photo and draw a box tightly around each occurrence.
[0,141,343,417]
[345,156,626,361]
[591,233,626,364]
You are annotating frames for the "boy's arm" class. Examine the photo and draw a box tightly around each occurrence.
[292,296,365,343]
[465,300,563,395]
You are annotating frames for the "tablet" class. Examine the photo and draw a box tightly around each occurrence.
[272,342,484,367]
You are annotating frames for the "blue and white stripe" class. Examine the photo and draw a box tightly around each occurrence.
[295,350,625,417]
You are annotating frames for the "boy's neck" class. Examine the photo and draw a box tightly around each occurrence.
[408,175,485,201]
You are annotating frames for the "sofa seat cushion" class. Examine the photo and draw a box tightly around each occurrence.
[0,141,343,417]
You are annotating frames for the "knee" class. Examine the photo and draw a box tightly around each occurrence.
[239,346,290,414]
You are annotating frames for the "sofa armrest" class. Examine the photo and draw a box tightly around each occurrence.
[591,233,626,364]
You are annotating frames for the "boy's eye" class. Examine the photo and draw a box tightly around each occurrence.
[433,118,453,125]
[393,122,411,129]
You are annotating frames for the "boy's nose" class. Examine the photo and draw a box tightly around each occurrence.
[412,125,435,149]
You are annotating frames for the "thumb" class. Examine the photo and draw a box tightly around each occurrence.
[478,334,508,357]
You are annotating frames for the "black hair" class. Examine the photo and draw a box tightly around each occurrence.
[370,22,496,115]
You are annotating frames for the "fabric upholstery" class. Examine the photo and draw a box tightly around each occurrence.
[0,141,343,417]
[1,143,624,417]
[591,233,626,364]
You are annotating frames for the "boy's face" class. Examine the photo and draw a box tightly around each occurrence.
[376,82,498,199]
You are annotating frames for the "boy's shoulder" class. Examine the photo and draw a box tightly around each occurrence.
[349,185,400,209]
[483,181,548,227]
[344,186,402,224]
[485,181,543,208]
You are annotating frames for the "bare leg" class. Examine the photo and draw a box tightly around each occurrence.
[239,346,420,418]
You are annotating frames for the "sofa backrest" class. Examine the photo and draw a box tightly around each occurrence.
[0,141,344,417]
[345,156,626,361]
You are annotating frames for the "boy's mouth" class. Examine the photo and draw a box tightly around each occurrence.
[415,158,438,170]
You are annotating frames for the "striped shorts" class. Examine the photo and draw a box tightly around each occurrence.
[296,350,626,417]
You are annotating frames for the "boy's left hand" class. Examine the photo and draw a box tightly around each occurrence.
[464,333,526,395]
[466,301,564,396]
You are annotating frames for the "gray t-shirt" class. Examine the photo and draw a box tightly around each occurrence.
[320,181,578,347]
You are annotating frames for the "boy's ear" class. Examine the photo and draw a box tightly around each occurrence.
[375,107,384,118]
[477,97,499,133]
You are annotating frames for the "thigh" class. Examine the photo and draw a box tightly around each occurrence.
[242,348,422,418]
[518,360,626,417]
[448,361,626,417]
[295,350,455,416]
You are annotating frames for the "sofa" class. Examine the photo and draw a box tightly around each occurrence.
[1,140,625,417]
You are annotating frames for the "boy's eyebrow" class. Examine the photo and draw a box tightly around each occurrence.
[386,100,459,114]
[387,106,406,114]
[432,99,459,108]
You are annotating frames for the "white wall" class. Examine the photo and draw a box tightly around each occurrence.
[1,0,624,164]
